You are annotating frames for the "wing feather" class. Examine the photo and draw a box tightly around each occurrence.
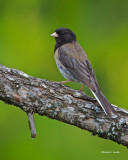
[58,44,99,91]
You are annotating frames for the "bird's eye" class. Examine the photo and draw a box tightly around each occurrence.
[61,32,65,36]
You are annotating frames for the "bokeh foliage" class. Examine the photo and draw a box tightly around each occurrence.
[0,0,128,159]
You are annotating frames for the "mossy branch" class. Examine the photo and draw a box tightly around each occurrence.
[0,64,128,147]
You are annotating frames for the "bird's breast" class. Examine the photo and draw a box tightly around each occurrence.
[54,48,79,82]
[54,48,69,80]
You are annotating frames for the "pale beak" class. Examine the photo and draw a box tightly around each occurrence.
[50,32,59,37]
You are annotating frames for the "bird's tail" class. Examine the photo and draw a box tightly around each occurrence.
[91,90,117,117]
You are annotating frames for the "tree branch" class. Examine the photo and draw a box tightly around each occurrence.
[0,64,128,147]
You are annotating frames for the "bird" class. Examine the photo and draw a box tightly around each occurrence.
[51,27,117,117]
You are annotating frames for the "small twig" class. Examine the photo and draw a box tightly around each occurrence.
[27,112,36,138]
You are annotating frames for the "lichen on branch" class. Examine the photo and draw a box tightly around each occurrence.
[0,64,128,147]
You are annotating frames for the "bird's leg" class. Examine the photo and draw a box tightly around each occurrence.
[80,84,84,95]
[80,84,84,92]
[60,80,72,84]
[56,80,72,85]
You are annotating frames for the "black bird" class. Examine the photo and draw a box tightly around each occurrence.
[51,27,117,117]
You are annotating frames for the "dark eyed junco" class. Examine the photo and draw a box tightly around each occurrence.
[51,27,117,117]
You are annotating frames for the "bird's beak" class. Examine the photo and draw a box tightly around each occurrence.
[50,32,59,37]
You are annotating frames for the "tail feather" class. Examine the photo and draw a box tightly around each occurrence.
[91,90,117,117]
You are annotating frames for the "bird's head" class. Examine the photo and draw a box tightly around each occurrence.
[51,28,76,45]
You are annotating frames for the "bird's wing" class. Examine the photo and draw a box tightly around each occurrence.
[58,42,99,92]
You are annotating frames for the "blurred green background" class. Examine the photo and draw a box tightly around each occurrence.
[0,0,128,159]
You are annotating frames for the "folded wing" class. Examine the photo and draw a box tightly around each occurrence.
[58,43,99,92]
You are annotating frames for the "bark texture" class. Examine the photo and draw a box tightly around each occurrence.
[0,64,128,147]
